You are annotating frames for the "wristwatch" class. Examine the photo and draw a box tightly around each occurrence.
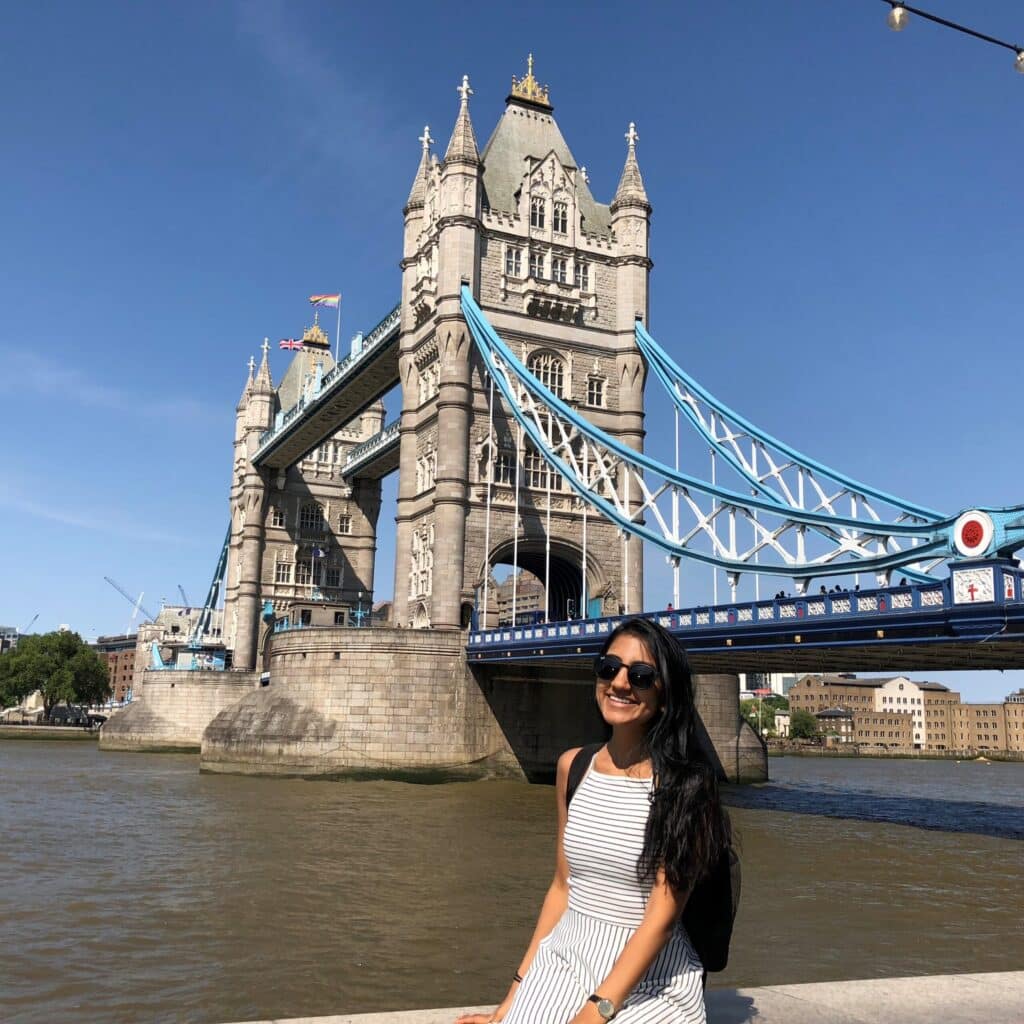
[587,994,617,1020]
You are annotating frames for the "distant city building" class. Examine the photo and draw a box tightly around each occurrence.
[814,707,855,745]
[0,625,18,654]
[94,634,137,702]
[774,709,791,738]
[790,673,1024,752]
[495,570,545,625]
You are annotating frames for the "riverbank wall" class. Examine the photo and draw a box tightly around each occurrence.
[0,725,98,741]
[99,671,257,752]
[220,970,1024,1024]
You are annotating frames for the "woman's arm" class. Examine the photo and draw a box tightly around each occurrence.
[454,746,580,1024]
[568,870,690,1024]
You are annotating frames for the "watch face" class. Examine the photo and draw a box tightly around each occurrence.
[597,998,615,1020]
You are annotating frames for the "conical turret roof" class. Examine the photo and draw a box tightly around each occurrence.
[406,126,432,209]
[444,75,479,164]
[253,339,274,394]
[611,122,650,212]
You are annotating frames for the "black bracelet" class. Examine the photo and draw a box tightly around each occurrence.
[513,972,523,984]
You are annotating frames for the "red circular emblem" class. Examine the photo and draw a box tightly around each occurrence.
[960,521,984,549]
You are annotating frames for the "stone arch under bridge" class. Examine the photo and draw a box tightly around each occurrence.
[477,536,611,625]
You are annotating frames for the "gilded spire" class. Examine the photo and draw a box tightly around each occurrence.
[509,53,552,109]
[254,337,274,393]
[444,74,479,164]
[406,125,432,209]
[611,121,650,211]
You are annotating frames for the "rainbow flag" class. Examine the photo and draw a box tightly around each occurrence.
[309,294,341,309]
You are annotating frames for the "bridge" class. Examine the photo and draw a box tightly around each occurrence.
[166,64,1024,781]
[468,565,1024,673]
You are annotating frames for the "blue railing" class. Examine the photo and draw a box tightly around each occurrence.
[468,560,1024,657]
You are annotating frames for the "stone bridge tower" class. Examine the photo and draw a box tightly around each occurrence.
[393,60,651,629]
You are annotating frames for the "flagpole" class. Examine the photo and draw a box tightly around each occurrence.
[336,300,342,362]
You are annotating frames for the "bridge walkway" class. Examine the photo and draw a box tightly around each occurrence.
[253,304,400,471]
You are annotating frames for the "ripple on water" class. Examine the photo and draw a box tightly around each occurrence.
[1,742,1022,1024]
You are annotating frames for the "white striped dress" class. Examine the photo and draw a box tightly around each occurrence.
[504,757,706,1024]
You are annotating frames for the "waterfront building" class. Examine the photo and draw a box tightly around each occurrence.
[94,634,137,702]
[790,674,954,750]
[852,709,914,748]
[815,707,855,744]
[0,625,19,654]
[774,709,790,738]
[789,672,1024,752]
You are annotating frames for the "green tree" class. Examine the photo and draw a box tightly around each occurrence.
[740,698,776,736]
[789,708,820,741]
[0,631,110,719]
[764,694,790,711]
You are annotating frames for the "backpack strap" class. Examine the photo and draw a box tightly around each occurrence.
[565,742,604,808]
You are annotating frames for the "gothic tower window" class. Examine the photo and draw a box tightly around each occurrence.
[586,376,605,407]
[271,506,286,528]
[553,201,568,234]
[529,250,545,280]
[295,560,313,586]
[300,503,325,533]
[551,256,567,284]
[527,351,566,398]
[325,566,341,589]
[338,513,353,535]
[524,446,562,491]
[574,260,590,291]
[274,558,293,584]
[505,246,522,277]
[530,196,546,229]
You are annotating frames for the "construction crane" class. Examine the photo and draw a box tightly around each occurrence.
[103,577,158,623]
[177,585,191,608]
[20,613,39,634]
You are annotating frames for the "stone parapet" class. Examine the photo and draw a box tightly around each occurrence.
[219,971,1024,1024]
[99,670,257,752]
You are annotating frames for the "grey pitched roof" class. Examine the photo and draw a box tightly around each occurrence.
[479,99,612,236]
[276,347,335,414]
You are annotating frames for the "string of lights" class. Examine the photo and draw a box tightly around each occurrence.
[881,1,1024,74]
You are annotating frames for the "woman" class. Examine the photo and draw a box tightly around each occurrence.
[457,617,732,1024]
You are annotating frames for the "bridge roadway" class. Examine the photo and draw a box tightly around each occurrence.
[468,559,1024,673]
[253,304,401,471]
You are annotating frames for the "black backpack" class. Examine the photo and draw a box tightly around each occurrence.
[565,743,740,973]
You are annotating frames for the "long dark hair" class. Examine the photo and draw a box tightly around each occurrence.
[599,617,732,893]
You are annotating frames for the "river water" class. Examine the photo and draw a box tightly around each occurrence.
[0,742,1021,1024]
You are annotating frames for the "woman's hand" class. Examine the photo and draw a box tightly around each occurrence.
[454,988,516,1024]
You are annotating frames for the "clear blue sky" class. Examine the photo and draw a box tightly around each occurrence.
[2,1,1022,700]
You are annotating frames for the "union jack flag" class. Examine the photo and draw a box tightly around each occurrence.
[279,339,303,350]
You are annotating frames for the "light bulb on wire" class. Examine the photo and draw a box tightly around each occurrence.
[1016,51,1024,75]
[887,4,909,32]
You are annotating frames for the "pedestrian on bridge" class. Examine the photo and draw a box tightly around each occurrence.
[457,617,732,1024]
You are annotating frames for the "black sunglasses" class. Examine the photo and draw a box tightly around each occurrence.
[594,653,659,690]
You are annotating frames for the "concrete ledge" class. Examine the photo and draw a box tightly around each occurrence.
[220,971,1024,1024]
[0,725,98,741]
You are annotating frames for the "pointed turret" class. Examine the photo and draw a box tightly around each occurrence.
[253,338,274,394]
[238,354,255,409]
[611,122,650,212]
[406,126,432,210]
[444,74,479,165]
